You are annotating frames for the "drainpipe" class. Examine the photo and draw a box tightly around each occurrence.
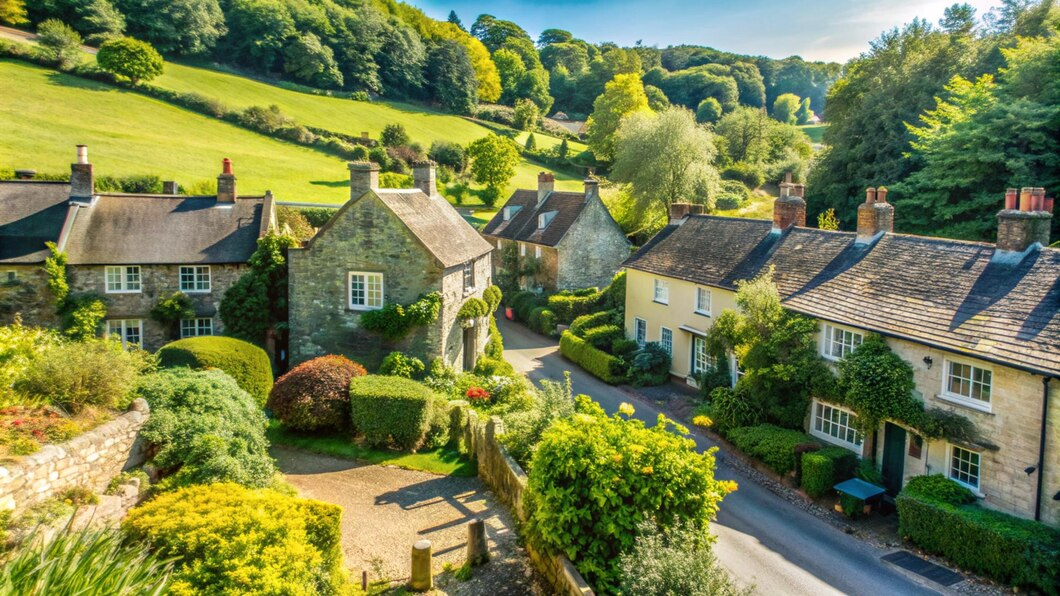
[1036,377,1052,522]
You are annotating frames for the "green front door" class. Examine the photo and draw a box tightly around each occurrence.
[881,422,906,496]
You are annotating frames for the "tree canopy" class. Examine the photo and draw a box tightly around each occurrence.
[586,73,652,161]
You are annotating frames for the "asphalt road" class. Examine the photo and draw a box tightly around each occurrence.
[496,315,943,596]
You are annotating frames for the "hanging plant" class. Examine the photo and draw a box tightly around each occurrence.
[361,292,441,340]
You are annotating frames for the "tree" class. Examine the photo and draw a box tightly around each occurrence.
[795,97,814,125]
[432,23,500,103]
[537,28,572,46]
[612,107,720,229]
[217,0,294,73]
[644,84,670,111]
[772,93,800,124]
[36,19,83,69]
[492,47,526,104]
[557,138,570,159]
[116,0,225,56]
[695,97,722,124]
[97,37,164,83]
[447,10,464,31]
[0,0,26,25]
[940,3,977,35]
[381,123,410,147]
[283,33,343,89]
[467,134,520,203]
[524,133,537,151]
[516,67,553,113]
[375,22,425,98]
[513,98,539,131]
[424,39,478,115]
[469,14,532,53]
[78,0,125,44]
[586,73,651,161]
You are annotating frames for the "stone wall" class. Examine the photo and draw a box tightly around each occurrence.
[0,399,149,514]
[0,265,60,328]
[556,195,629,290]
[457,406,594,595]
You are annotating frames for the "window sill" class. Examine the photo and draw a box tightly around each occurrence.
[935,393,993,415]
[950,479,985,498]
[348,306,382,312]
[693,310,711,318]
[652,300,669,306]
[105,290,142,295]
[182,290,211,294]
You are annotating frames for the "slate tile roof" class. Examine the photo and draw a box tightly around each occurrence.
[0,181,73,263]
[370,189,493,268]
[481,189,589,247]
[624,215,1060,377]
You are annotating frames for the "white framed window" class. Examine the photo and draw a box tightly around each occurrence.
[348,272,384,310]
[822,324,863,361]
[180,318,213,338]
[634,317,647,345]
[653,279,669,304]
[941,360,992,411]
[948,445,981,491]
[179,265,211,293]
[520,243,526,257]
[692,335,710,375]
[695,287,711,315]
[106,319,142,349]
[811,400,863,451]
[729,353,745,388]
[105,266,141,293]
[660,327,673,356]
[535,245,542,258]
[538,212,557,229]
[463,261,475,291]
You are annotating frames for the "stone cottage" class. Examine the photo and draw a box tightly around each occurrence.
[0,146,275,350]
[481,173,629,292]
[623,182,1060,526]
[288,161,494,371]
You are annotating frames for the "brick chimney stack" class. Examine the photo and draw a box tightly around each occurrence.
[772,180,806,232]
[996,186,1052,254]
[70,145,94,199]
[537,172,555,205]
[584,177,599,203]
[413,161,437,197]
[162,181,179,195]
[348,161,379,199]
[856,186,894,244]
[216,158,236,203]
[669,202,705,224]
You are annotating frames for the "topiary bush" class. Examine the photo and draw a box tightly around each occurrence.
[473,356,515,377]
[484,315,504,359]
[511,291,546,323]
[457,297,489,324]
[268,355,367,431]
[134,369,275,489]
[482,285,503,312]
[547,291,601,324]
[378,351,425,379]
[727,424,818,475]
[527,307,557,335]
[902,474,976,506]
[559,331,627,384]
[157,336,273,406]
[800,446,858,498]
[525,397,734,592]
[582,324,625,351]
[124,483,345,594]
[570,310,619,337]
[349,375,441,450]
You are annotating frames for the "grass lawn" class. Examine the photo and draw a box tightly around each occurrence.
[456,206,499,229]
[799,124,828,144]
[267,420,476,478]
[715,191,775,220]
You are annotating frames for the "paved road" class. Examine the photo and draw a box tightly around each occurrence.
[497,316,943,596]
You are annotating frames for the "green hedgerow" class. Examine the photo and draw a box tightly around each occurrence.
[800,446,857,498]
[133,369,275,490]
[558,331,626,384]
[902,474,975,506]
[727,424,817,475]
[349,375,441,451]
[268,355,367,431]
[157,336,273,406]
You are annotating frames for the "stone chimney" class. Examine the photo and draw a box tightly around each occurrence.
[772,181,806,232]
[996,187,1053,254]
[584,177,599,203]
[537,172,555,205]
[669,202,705,224]
[348,161,379,199]
[856,186,894,244]
[70,145,94,199]
[413,161,437,197]
[162,180,179,195]
[216,158,236,203]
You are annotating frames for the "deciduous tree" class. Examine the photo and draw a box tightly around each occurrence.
[467,134,520,204]
[97,36,164,83]
[586,73,651,161]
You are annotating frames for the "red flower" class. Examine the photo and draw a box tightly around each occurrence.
[465,386,491,401]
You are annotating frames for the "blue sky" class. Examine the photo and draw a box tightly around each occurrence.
[414,0,1003,62]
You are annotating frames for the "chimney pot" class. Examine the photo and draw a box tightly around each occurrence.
[997,187,1052,253]
[1045,196,1055,213]
[1020,187,1034,211]
[537,171,555,205]
[412,161,437,197]
[793,184,805,198]
[877,186,888,203]
[1031,187,1046,211]
[1004,188,1018,210]
[784,171,793,184]
[348,161,380,199]
[70,145,94,198]
[856,184,894,243]
[583,177,599,203]
[865,187,877,204]
[76,145,88,165]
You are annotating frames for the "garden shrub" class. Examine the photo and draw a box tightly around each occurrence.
[124,483,345,595]
[707,387,761,435]
[800,446,857,498]
[378,351,425,379]
[157,336,273,406]
[570,310,619,337]
[630,342,672,386]
[457,297,489,322]
[525,397,734,591]
[902,474,975,506]
[17,338,152,413]
[484,316,504,359]
[559,331,626,384]
[511,291,546,323]
[721,162,765,190]
[0,321,60,402]
[611,338,639,359]
[134,369,275,489]
[268,355,367,431]
[424,398,454,450]
[482,285,503,312]
[582,324,624,351]
[617,520,749,596]
[897,479,1060,592]
[547,291,601,324]
[727,424,817,475]
[0,406,81,456]
[360,293,441,341]
[598,270,627,314]
[473,356,515,377]
[349,375,440,450]
[498,374,575,470]
[527,307,557,335]
[714,193,746,211]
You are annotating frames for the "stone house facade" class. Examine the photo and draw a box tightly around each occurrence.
[288,162,494,371]
[0,147,274,351]
[624,183,1060,526]
[481,173,629,292]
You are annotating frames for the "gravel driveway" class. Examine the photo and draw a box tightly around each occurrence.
[273,446,544,595]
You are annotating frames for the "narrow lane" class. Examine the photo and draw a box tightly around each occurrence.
[496,316,942,595]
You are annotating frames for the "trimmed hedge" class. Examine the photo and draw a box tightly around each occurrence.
[559,331,626,384]
[582,324,625,351]
[897,477,1060,592]
[474,356,516,377]
[800,446,858,498]
[485,315,504,359]
[157,336,273,406]
[349,375,441,450]
[528,307,557,336]
[548,291,601,324]
[570,310,618,337]
[267,355,366,431]
[509,291,544,323]
[727,424,818,475]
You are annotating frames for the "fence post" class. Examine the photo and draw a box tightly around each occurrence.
[410,539,432,591]
[467,519,489,565]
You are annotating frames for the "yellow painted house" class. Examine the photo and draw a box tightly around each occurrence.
[624,185,1060,527]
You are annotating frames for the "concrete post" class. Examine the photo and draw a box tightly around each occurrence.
[410,539,432,591]
[467,519,489,565]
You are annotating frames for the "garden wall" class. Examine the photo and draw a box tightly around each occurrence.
[459,407,594,596]
[0,399,149,514]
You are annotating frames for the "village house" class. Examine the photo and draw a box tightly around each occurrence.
[481,173,629,292]
[288,161,494,371]
[0,146,275,351]
[623,182,1059,527]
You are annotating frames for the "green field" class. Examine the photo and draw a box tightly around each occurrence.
[799,124,828,144]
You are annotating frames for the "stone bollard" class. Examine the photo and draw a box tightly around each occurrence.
[467,519,489,566]
[410,539,432,592]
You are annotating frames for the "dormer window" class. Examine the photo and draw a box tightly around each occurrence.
[538,211,557,229]
[502,205,522,221]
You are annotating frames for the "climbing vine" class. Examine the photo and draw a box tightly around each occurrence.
[43,242,107,340]
[151,292,195,339]
[361,292,441,341]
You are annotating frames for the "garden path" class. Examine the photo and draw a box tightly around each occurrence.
[272,445,544,595]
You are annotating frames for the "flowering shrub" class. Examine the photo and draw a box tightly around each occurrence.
[268,355,367,431]
[0,406,80,456]
[465,386,490,401]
